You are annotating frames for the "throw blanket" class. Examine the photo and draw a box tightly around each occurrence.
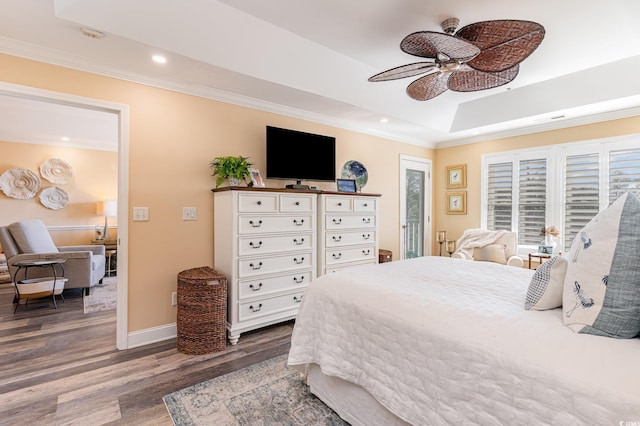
[454,228,509,259]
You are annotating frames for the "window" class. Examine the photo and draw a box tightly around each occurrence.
[482,136,640,254]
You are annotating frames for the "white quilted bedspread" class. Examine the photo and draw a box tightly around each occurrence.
[287,256,640,425]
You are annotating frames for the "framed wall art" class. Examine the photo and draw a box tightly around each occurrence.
[446,164,466,189]
[446,191,467,215]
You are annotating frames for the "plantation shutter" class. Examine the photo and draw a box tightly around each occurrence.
[487,162,513,231]
[609,148,640,202]
[564,153,600,251]
[518,158,546,246]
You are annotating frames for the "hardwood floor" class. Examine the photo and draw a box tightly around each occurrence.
[0,282,294,425]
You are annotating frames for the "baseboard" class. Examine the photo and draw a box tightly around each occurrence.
[127,322,176,349]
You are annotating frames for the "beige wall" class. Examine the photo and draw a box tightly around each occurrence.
[0,53,432,333]
[434,117,640,251]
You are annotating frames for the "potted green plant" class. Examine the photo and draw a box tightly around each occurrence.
[209,156,252,187]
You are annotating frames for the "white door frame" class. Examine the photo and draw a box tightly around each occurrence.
[399,154,432,260]
[0,82,130,349]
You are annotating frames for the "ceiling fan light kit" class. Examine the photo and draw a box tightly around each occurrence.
[369,18,545,101]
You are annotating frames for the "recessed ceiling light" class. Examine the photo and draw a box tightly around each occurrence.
[380,117,389,123]
[61,136,70,141]
[152,55,167,64]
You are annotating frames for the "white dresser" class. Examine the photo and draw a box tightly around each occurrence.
[318,192,380,275]
[213,188,317,345]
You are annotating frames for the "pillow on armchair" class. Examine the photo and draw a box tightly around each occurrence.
[473,244,507,264]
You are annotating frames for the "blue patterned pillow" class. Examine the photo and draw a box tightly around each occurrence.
[562,192,640,338]
[525,255,567,310]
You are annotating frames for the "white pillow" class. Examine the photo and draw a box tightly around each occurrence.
[562,191,640,338]
[473,244,507,264]
[525,255,567,310]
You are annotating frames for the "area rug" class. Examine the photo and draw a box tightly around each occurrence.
[83,276,117,314]
[163,354,347,425]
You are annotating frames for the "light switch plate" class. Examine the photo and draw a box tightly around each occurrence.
[133,207,149,221]
[183,207,197,221]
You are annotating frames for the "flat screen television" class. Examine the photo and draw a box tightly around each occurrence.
[266,126,336,188]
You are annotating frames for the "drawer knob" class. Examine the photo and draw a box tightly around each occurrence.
[293,219,304,226]
[293,276,305,284]
[332,235,342,242]
[293,238,304,245]
[249,220,262,228]
[362,249,371,256]
[364,203,368,207]
[249,262,263,270]
[249,283,263,291]
[293,257,305,264]
[362,233,371,240]
[337,202,342,206]
[293,295,303,303]
[332,253,342,259]
[249,241,263,249]
[362,217,371,224]
[332,218,342,225]
[257,201,262,206]
[295,201,300,206]
[249,303,263,312]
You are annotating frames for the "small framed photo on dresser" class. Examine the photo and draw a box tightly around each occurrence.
[249,168,265,187]
[336,178,357,193]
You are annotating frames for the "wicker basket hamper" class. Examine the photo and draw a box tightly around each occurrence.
[176,266,227,354]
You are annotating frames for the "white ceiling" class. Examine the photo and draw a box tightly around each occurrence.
[1,0,640,149]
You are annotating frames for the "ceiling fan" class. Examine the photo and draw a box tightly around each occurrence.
[369,18,545,100]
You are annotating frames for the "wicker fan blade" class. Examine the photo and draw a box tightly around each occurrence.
[368,62,436,82]
[448,64,519,92]
[406,72,450,101]
[401,31,479,61]
[455,20,545,73]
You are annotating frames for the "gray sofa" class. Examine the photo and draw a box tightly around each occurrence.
[0,220,106,295]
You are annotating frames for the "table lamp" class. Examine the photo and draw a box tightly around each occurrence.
[97,199,117,241]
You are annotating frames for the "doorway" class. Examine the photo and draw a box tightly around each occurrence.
[0,82,130,349]
[399,155,432,260]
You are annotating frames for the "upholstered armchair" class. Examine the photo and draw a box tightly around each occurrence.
[451,229,524,268]
[0,220,106,295]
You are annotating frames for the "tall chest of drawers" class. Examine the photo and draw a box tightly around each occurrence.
[213,188,317,345]
[318,193,380,275]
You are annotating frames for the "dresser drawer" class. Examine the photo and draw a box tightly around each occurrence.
[354,197,376,212]
[325,214,376,230]
[325,230,375,247]
[238,291,305,321]
[238,193,278,212]
[239,215,314,234]
[325,259,376,274]
[324,196,353,212]
[280,194,314,212]
[239,271,310,299]
[238,252,313,277]
[239,233,312,256]
[325,245,375,265]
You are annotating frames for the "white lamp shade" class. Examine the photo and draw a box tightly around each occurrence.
[97,199,117,217]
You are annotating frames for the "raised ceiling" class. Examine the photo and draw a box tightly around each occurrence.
[1,0,640,148]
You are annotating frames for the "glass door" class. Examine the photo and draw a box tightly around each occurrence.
[400,155,432,259]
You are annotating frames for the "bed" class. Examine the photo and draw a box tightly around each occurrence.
[287,256,640,425]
